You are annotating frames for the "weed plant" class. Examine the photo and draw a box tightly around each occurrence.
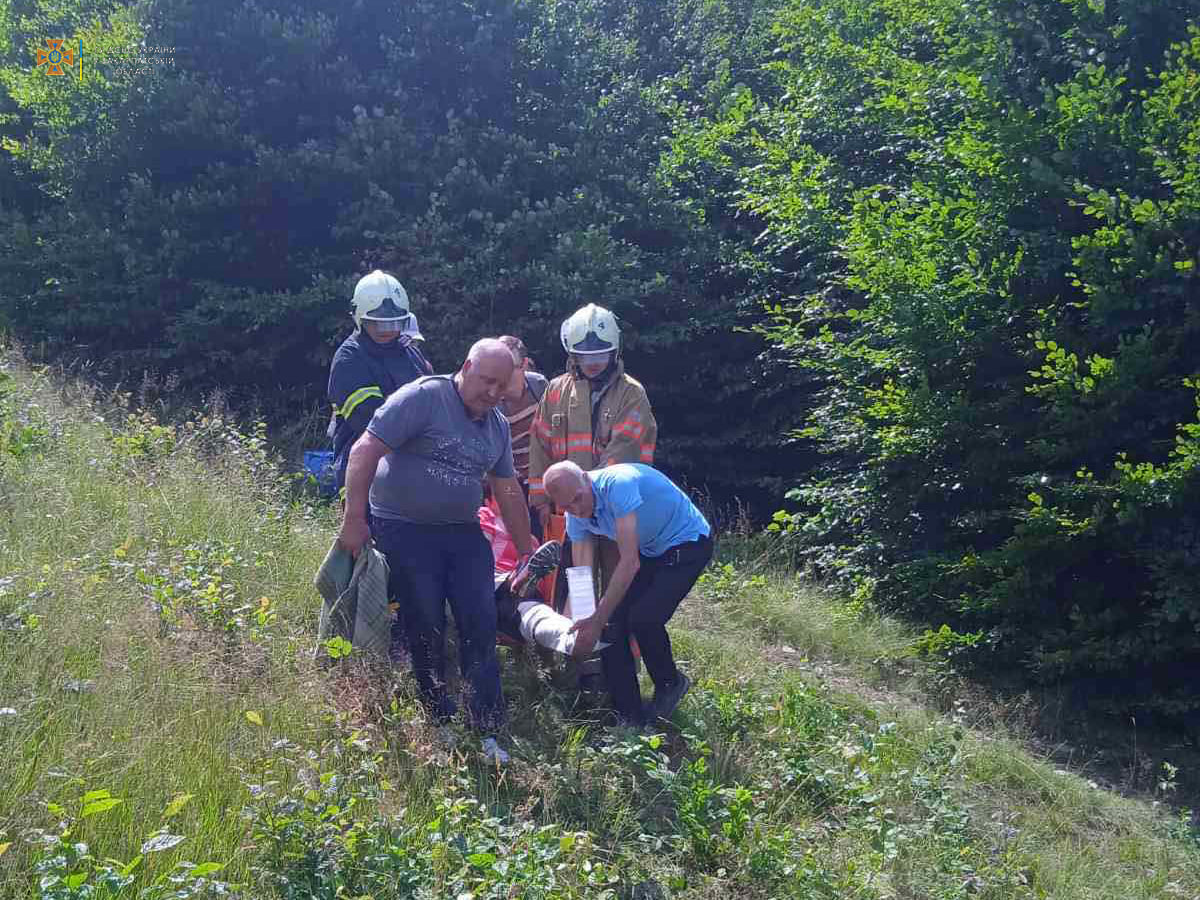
[2,348,1199,898]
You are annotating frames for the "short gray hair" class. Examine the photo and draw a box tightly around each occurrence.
[544,460,587,494]
[465,337,516,368]
[498,334,527,363]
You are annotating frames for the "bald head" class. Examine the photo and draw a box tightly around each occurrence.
[457,338,516,418]
[544,461,595,517]
[466,337,517,369]
[544,461,586,496]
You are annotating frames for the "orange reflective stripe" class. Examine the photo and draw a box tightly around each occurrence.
[565,430,591,454]
[612,421,644,440]
[639,444,654,462]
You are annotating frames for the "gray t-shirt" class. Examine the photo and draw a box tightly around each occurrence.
[366,375,515,524]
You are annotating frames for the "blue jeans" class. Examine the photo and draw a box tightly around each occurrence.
[369,518,504,730]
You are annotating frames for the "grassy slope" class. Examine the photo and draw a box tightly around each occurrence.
[1,355,1199,899]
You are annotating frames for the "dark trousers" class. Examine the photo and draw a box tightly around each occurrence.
[518,478,543,542]
[601,535,714,722]
[370,518,504,730]
[367,512,407,655]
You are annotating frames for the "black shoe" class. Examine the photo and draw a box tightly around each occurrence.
[648,673,691,722]
[577,654,605,694]
[511,540,561,599]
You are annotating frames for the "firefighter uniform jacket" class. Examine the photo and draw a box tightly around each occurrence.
[527,359,657,503]
[326,331,431,490]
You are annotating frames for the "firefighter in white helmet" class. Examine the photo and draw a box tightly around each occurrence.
[529,304,656,488]
[528,303,657,693]
[327,270,432,493]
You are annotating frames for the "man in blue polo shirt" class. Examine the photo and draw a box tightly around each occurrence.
[543,460,713,726]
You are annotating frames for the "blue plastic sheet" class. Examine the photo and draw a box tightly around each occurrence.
[303,450,337,497]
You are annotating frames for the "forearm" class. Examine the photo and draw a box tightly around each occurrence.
[527,413,552,502]
[493,478,533,556]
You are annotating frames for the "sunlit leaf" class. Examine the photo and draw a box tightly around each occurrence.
[80,797,123,818]
[162,793,194,818]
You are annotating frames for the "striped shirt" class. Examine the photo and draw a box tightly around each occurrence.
[502,372,546,483]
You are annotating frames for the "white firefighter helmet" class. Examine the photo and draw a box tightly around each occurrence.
[560,303,619,355]
[351,270,410,327]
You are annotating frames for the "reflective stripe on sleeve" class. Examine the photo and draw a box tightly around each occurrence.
[611,420,644,441]
[339,385,384,420]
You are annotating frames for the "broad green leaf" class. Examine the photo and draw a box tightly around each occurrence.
[244,710,263,726]
[81,797,123,818]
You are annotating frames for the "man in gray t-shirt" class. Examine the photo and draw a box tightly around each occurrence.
[338,339,534,740]
[368,373,516,524]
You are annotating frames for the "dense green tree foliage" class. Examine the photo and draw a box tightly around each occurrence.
[3,0,1200,715]
[0,0,805,508]
[664,0,1200,717]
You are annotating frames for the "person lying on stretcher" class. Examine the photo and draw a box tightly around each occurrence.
[478,498,604,655]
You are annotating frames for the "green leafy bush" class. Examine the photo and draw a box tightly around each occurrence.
[27,789,238,899]
[0,369,51,459]
[243,730,623,899]
[662,0,1200,717]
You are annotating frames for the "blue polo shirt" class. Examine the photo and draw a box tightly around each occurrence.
[565,464,711,558]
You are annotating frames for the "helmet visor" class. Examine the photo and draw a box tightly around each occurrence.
[360,296,409,322]
[367,318,407,335]
[573,351,614,375]
[569,330,616,354]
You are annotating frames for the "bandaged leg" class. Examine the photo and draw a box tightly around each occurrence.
[516,601,609,656]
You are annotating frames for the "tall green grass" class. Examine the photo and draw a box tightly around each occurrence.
[2,351,1199,899]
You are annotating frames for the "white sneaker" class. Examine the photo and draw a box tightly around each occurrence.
[481,736,510,765]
